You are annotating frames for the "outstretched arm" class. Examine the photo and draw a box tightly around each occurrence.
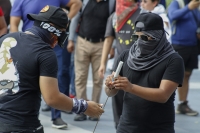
[40,76,104,117]
[113,77,178,103]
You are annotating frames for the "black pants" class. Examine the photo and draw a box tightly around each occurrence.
[112,90,124,129]
[0,126,44,133]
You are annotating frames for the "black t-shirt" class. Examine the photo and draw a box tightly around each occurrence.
[0,32,57,129]
[113,50,184,133]
[78,0,109,39]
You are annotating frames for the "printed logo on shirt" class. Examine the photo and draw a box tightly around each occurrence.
[113,16,135,46]
[40,5,49,13]
[0,37,20,97]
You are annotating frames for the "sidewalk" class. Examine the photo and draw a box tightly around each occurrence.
[40,114,92,133]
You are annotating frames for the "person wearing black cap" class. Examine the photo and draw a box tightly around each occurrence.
[105,12,184,133]
[0,5,104,133]
[10,0,83,129]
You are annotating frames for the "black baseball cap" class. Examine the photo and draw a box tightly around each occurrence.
[135,12,164,32]
[27,5,68,29]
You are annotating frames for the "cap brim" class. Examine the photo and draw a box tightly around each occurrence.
[27,14,48,22]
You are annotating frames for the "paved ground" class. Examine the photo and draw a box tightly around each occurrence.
[39,62,200,133]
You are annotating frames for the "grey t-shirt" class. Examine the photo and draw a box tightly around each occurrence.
[105,8,140,58]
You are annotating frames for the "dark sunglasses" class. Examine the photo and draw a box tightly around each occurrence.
[131,34,155,41]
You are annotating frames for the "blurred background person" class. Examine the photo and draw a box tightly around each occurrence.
[168,0,200,116]
[98,0,140,128]
[140,0,172,43]
[0,0,11,31]
[0,7,7,35]
[68,0,115,121]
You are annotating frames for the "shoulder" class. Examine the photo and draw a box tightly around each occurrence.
[168,52,183,60]
[10,0,24,15]
[108,12,115,20]
[118,49,129,60]
[165,52,184,67]
[12,0,24,7]
[129,8,140,20]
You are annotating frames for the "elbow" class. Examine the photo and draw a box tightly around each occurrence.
[44,98,55,107]
[43,95,58,107]
[76,0,82,10]
[158,96,169,103]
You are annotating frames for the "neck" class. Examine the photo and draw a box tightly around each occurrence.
[25,26,53,45]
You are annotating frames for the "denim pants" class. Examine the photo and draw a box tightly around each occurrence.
[51,42,71,120]
[69,52,76,96]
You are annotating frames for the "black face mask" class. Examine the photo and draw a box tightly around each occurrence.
[34,21,68,48]
[57,31,69,48]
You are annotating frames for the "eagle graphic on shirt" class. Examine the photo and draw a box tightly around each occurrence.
[0,37,19,97]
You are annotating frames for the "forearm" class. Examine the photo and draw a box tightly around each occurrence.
[10,27,18,32]
[168,2,190,21]
[67,0,82,19]
[10,16,20,32]
[129,84,170,103]
[45,91,73,112]
[101,37,114,66]
[0,17,7,35]
[0,27,7,35]
[105,86,119,97]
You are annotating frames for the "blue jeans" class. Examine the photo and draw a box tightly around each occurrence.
[51,43,71,120]
[69,52,76,96]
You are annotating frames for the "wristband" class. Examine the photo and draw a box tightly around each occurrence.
[72,98,88,114]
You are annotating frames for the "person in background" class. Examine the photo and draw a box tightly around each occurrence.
[140,0,172,43]
[9,0,82,129]
[0,7,7,35]
[0,0,11,27]
[105,12,184,133]
[68,0,115,121]
[98,0,140,128]
[168,0,200,116]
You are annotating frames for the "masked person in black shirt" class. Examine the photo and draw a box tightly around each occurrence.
[0,5,104,133]
[105,12,184,133]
